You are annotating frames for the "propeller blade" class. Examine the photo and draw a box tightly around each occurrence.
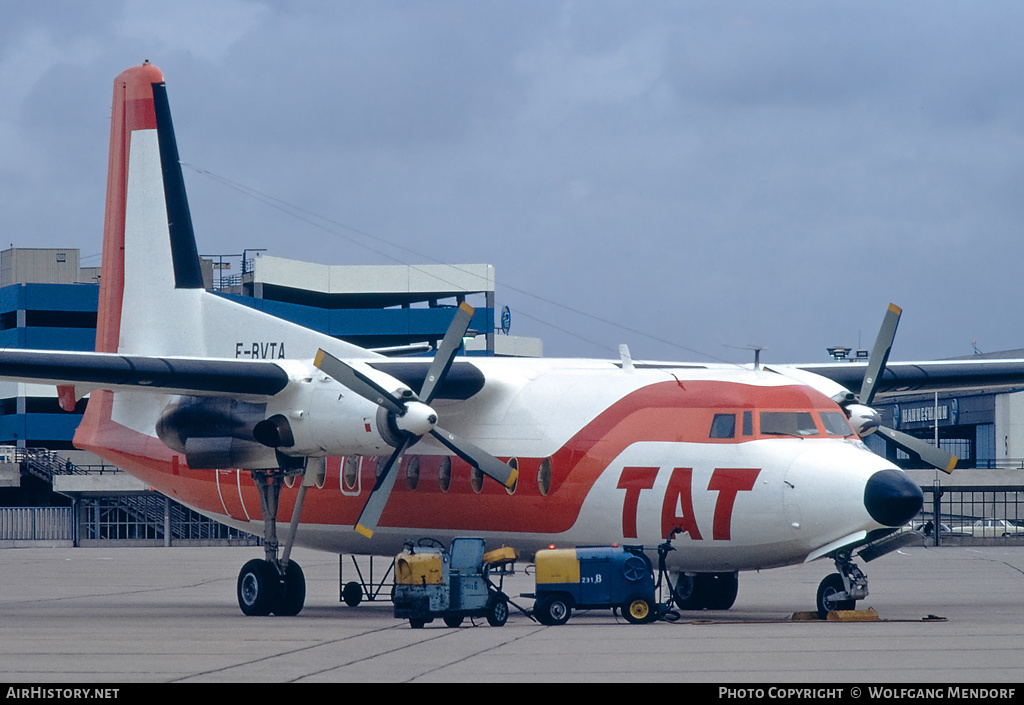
[430,426,518,489]
[876,426,958,474]
[420,302,475,404]
[314,349,406,416]
[860,303,901,407]
[354,439,411,539]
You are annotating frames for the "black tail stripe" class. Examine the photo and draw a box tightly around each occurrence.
[151,82,205,290]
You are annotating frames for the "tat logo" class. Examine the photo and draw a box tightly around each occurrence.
[616,467,761,540]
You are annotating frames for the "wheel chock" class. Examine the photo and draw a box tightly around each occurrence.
[826,607,879,622]
[791,607,880,621]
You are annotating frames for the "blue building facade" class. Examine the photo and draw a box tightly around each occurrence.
[0,277,498,450]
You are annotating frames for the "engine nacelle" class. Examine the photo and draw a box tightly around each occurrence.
[157,360,429,468]
[156,396,280,469]
[845,403,881,438]
[259,361,414,458]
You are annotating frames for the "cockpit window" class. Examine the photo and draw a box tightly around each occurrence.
[760,411,819,437]
[710,413,736,439]
[820,411,855,437]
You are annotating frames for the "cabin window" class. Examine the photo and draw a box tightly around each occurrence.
[742,411,753,436]
[470,466,484,493]
[406,456,420,490]
[438,456,452,492]
[538,457,552,496]
[820,411,855,437]
[342,456,359,491]
[710,413,736,439]
[760,411,820,437]
[505,458,518,495]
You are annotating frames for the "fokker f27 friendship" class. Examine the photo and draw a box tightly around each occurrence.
[3,63,1020,619]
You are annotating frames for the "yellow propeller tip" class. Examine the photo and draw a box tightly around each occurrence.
[505,468,519,490]
[354,524,374,539]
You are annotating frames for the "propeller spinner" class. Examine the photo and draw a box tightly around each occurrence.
[845,303,958,474]
[314,302,518,538]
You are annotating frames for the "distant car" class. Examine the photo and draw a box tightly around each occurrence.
[967,519,1024,537]
[913,521,969,538]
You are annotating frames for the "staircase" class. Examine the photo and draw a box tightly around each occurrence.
[9,447,258,546]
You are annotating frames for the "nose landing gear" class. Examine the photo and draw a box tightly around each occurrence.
[815,549,868,618]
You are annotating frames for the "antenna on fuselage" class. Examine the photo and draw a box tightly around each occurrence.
[724,344,764,370]
[619,344,635,373]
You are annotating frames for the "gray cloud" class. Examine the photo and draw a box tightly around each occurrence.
[3,1,1024,364]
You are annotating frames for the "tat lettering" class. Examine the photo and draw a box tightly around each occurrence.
[617,467,658,539]
[235,342,286,359]
[617,466,761,540]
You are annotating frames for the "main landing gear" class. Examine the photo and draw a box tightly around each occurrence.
[236,465,310,616]
[671,572,739,611]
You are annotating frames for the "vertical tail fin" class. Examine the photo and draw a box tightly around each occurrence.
[93,62,372,362]
[96,62,204,356]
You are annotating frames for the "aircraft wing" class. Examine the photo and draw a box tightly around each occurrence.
[797,358,1024,396]
[0,348,290,398]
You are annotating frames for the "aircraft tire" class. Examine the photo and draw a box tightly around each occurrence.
[276,561,305,617]
[816,573,855,618]
[622,595,655,624]
[672,574,703,610]
[704,572,739,610]
[673,572,738,610]
[237,559,280,616]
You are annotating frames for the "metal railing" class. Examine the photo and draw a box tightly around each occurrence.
[1,446,257,546]
[0,507,73,541]
[918,484,1024,545]
[76,495,257,544]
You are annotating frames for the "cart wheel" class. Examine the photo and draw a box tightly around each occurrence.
[623,595,654,624]
[409,618,427,629]
[443,615,464,628]
[536,594,571,626]
[487,598,509,627]
[342,581,363,607]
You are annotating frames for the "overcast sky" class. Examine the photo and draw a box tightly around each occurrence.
[3,1,1024,365]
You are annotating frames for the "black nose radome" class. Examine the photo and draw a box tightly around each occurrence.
[864,469,924,527]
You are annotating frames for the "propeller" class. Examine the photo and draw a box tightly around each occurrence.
[314,302,518,538]
[845,303,957,473]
